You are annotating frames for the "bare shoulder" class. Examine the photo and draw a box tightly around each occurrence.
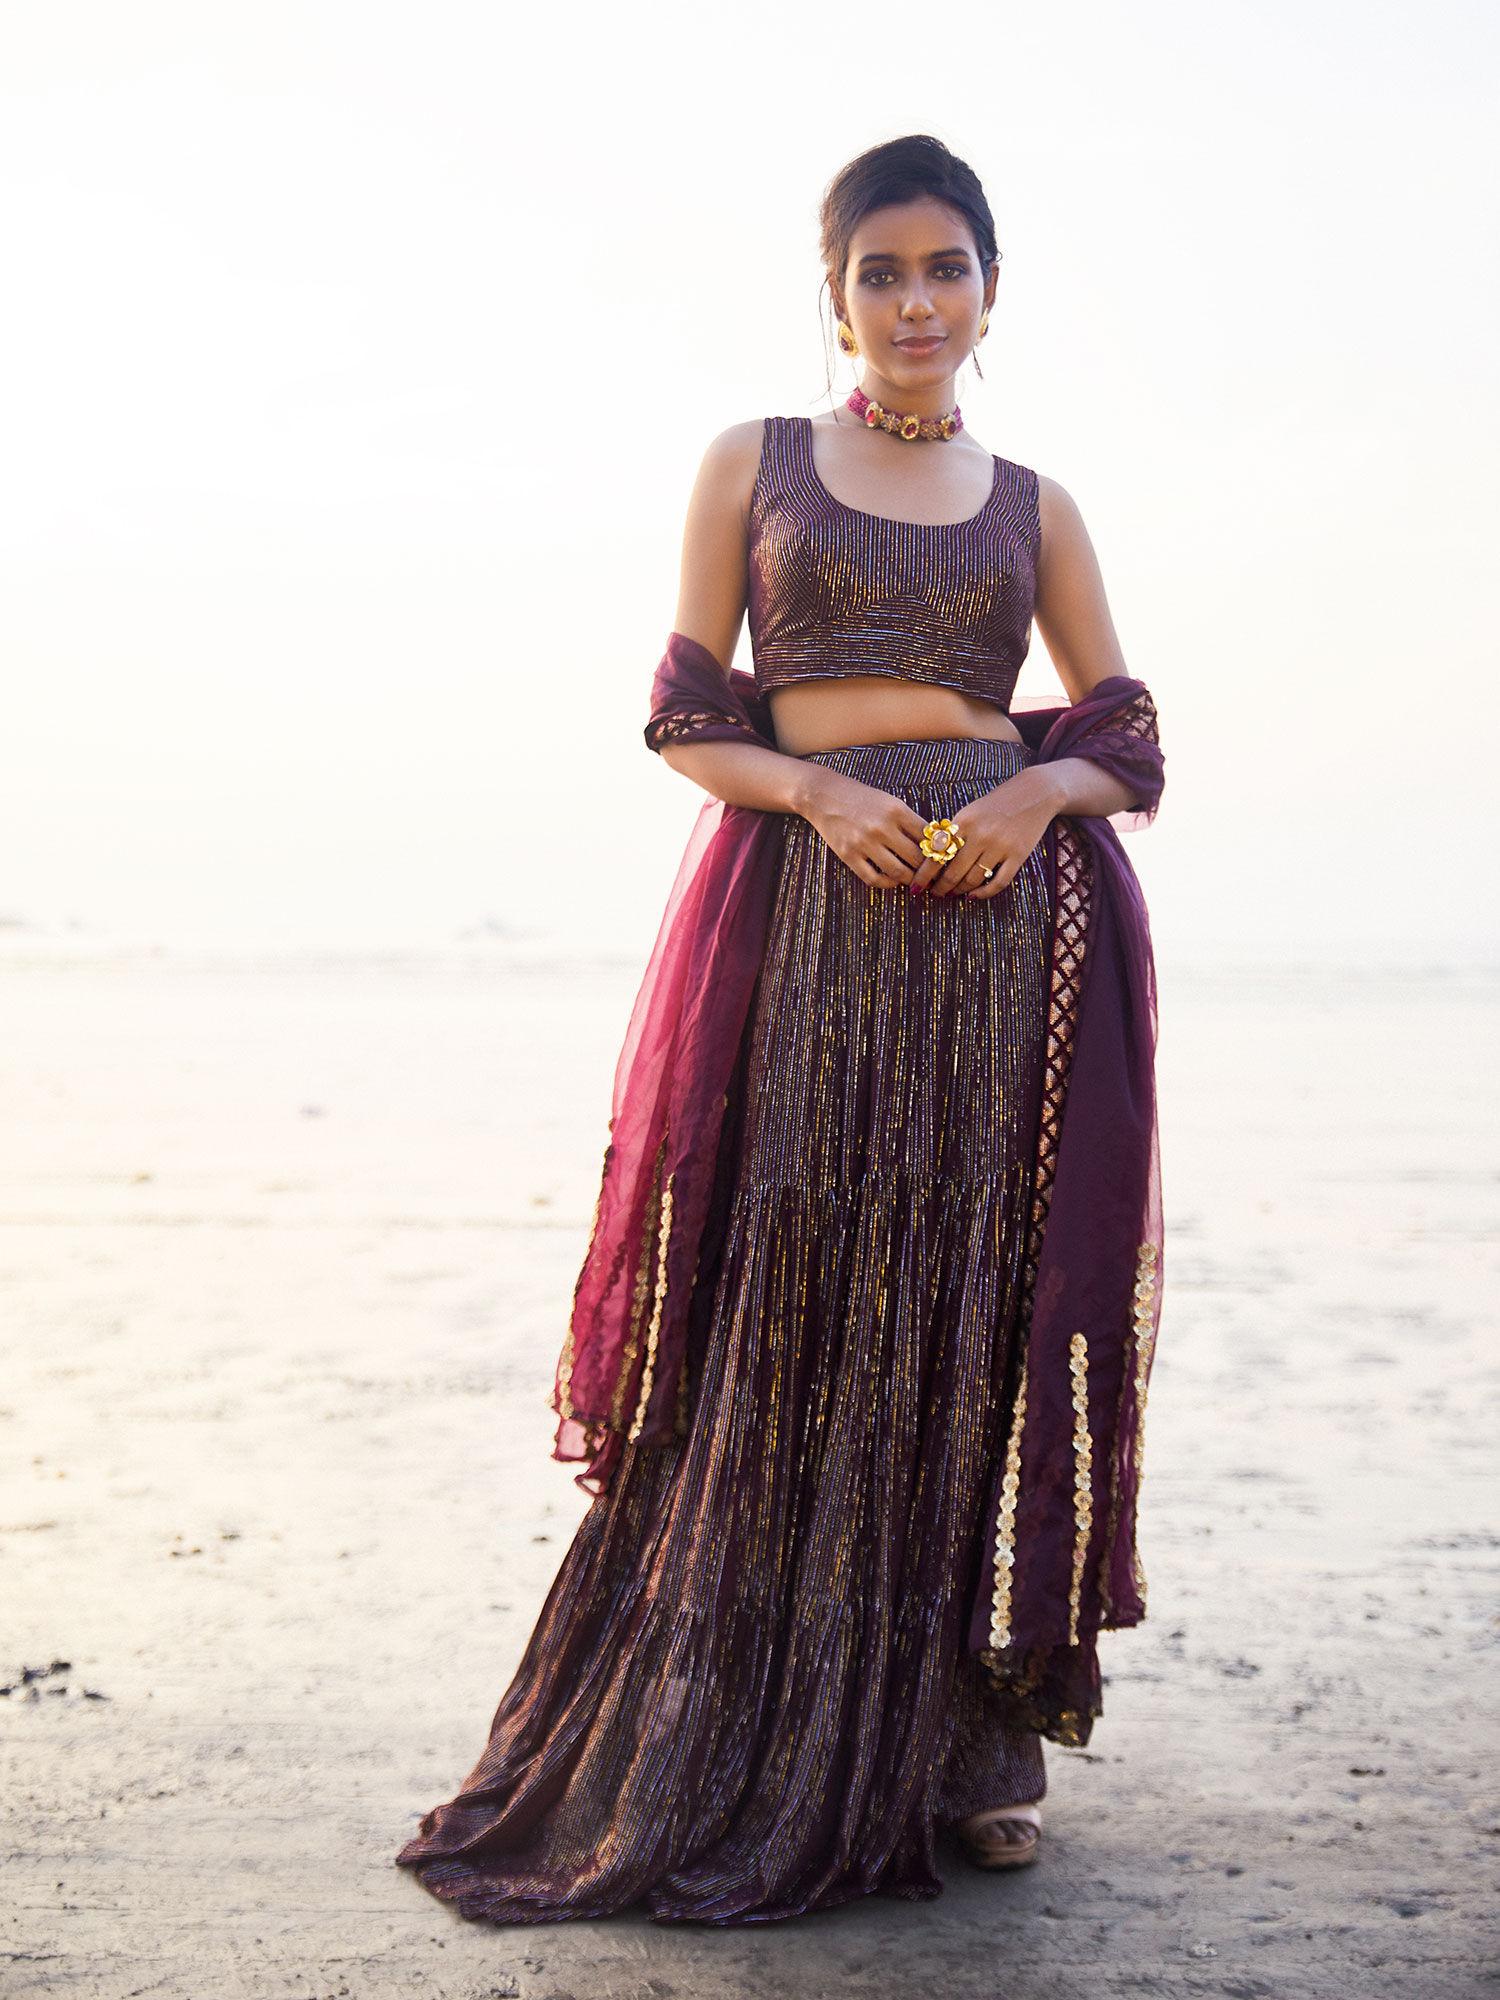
[686,418,769,532]
[1036,472,1099,570]
[704,416,768,460]
[1037,471,1088,532]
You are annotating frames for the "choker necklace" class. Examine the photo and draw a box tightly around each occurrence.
[846,385,963,441]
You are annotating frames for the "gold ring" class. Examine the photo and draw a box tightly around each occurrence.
[919,817,964,865]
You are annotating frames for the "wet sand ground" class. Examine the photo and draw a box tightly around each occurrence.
[2,946,1495,1998]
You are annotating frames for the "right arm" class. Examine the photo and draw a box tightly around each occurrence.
[653,421,932,891]
[654,422,826,819]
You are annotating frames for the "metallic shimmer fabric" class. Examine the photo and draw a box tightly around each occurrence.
[747,414,1039,707]
[397,737,1060,1925]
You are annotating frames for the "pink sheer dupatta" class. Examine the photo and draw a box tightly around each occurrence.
[550,640,784,1494]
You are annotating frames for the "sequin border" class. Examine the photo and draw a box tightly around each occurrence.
[985,1354,1028,1646]
[1066,1331,1093,1644]
[1096,1237,1160,1620]
[553,1146,610,1423]
[983,816,1093,1653]
[626,1165,677,1442]
[608,1135,670,1434]
[1128,1242,1160,1609]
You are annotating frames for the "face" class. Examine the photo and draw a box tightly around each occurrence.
[834,194,995,387]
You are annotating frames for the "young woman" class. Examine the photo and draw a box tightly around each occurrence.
[397,132,1166,1927]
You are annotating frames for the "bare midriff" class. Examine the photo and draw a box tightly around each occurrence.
[767,675,1025,758]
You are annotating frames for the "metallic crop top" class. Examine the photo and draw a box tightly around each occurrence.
[746,413,1040,712]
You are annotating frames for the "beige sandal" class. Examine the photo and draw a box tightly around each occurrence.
[956,1800,1043,1870]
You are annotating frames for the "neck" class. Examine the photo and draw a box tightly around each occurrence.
[853,368,959,419]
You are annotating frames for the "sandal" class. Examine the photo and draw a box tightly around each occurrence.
[956,1800,1043,1870]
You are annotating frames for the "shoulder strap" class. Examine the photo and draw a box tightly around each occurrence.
[988,455,1041,552]
[752,414,810,517]
[788,413,818,490]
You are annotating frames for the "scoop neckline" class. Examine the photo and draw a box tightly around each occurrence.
[800,414,1002,531]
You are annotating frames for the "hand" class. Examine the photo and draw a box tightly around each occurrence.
[916,768,1059,900]
[797,769,934,890]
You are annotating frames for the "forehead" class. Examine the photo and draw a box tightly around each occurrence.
[847,194,975,262]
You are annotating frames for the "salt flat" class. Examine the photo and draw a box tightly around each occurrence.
[1,944,1495,1999]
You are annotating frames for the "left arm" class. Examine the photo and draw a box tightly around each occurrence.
[1021,474,1140,819]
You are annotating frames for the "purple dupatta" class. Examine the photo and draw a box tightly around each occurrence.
[550,630,1166,1702]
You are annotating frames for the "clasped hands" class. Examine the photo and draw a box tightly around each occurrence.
[804,767,1060,900]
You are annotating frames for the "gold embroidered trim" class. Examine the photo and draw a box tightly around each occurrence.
[573,1076,729,1445]
[1067,1330,1093,1645]
[1085,686,1159,746]
[554,1151,611,1421]
[1070,690,1162,812]
[976,1642,1101,1748]
[608,1135,667,1432]
[1098,1383,1121,1620]
[1097,1238,1160,1620]
[554,1324,576,1422]
[984,818,1093,1649]
[986,1355,1029,1648]
[627,1168,676,1441]
[645,708,762,752]
[1129,1241,1160,1609]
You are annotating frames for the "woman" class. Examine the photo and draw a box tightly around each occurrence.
[396,132,1165,1927]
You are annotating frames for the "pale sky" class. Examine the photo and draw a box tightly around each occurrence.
[2,0,1495,966]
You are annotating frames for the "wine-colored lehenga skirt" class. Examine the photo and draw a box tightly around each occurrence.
[396,734,1077,1927]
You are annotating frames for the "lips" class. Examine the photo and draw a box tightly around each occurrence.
[895,335,946,350]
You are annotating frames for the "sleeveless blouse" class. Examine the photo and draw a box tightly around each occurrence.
[746,414,1040,712]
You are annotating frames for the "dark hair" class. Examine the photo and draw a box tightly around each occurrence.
[817,133,1002,391]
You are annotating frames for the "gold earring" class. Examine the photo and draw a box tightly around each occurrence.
[977,309,990,339]
[836,319,860,357]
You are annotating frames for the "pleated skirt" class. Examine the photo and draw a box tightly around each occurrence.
[397,734,1058,1926]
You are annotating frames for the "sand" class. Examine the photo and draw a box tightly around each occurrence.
[1,944,1495,1999]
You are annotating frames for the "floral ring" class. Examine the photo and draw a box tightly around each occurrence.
[919,817,964,866]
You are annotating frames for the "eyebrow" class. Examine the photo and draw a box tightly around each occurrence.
[855,247,972,268]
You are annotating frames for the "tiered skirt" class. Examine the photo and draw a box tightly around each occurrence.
[397,734,1068,1925]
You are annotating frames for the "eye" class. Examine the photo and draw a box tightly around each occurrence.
[860,264,970,286]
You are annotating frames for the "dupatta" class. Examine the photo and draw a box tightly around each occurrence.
[550,630,1166,1740]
